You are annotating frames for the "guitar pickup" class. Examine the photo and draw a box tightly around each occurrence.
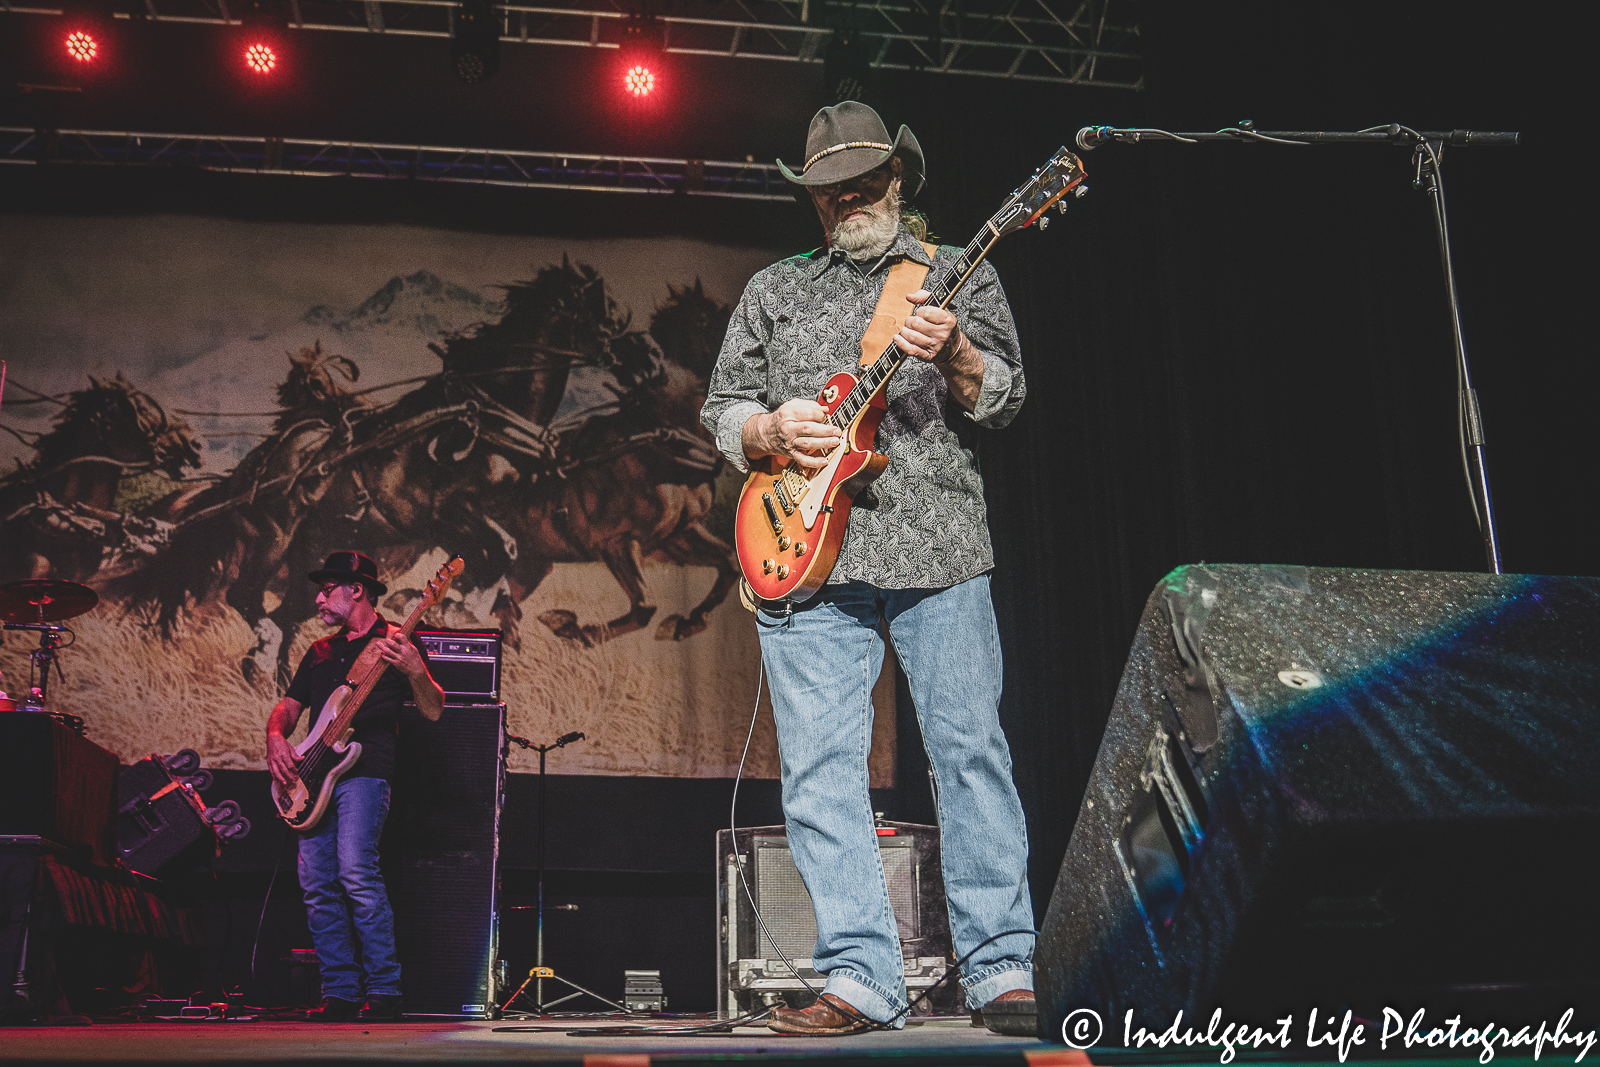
[772,480,795,515]
[761,493,784,535]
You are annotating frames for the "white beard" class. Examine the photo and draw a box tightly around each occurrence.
[831,181,901,259]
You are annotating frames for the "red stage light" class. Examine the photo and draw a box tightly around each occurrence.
[624,64,655,97]
[244,42,276,74]
[65,30,98,62]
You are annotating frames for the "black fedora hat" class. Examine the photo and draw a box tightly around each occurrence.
[776,101,925,198]
[308,551,387,597]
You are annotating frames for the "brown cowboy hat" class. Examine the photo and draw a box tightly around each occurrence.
[308,550,387,597]
[776,101,925,198]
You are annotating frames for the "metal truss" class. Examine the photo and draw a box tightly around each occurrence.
[3,0,1141,88]
[0,127,796,199]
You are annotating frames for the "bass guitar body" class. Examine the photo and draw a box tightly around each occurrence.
[270,684,363,833]
[734,371,889,604]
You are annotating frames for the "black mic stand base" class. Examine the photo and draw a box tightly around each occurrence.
[499,967,628,1015]
[502,730,616,1015]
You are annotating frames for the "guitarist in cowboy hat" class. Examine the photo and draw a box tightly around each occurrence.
[265,550,444,1022]
[701,102,1035,1036]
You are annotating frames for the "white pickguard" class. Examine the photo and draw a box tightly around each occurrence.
[798,445,848,530]
[295,685,353,757]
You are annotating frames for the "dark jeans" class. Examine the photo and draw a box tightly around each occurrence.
[297,777,401,1000]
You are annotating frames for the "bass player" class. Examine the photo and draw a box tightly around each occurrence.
[265,550,444,1022]
[700,102,1035,1035]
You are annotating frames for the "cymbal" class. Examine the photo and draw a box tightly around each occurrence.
[0,580,99,624]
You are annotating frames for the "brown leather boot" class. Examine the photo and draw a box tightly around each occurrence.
[980,988,1037,1036]
[767,993,877,1036]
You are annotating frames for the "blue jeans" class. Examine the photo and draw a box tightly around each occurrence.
[297,777,402,1001]
[756,574,1034,1024]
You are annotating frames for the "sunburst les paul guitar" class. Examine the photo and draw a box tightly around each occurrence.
[733,147,1087,603]
[270,556,463,831]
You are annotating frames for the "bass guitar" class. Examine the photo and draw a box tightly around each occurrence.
[270,555,463,830]
[733,147,1087,603]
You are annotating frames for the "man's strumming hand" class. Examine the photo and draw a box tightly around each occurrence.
[745,398,842,470]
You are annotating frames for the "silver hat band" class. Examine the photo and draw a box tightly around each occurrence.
[803,140,894,172]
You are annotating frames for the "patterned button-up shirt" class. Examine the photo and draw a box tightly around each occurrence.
[701,226,1026,590]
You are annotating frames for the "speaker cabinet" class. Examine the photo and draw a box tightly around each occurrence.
[116,758,217,879]
[390,702,505,1018]
[1038,566,1600,1036]
[716,821,953,1018]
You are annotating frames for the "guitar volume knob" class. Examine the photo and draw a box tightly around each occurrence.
[794,541,807,557]
[777,536,790,551]
[762,559,775,574]
[776,564,789,580]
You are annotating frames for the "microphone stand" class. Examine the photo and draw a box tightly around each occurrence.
[1073,121,1518,574]
[500,730,626,1015]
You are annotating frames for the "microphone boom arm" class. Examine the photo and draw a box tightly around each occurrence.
[1071,119,1515,574]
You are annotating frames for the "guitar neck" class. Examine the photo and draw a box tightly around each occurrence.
[829,227,1004,427]
[324,604,426,739]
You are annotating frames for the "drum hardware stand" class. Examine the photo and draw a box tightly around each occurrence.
[1072,121,1517,573]
[2,623,69,707]
[500,729,625,1014]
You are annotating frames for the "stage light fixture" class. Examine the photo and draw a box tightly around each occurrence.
[64,30,98,62]
[244,41,277,73]
[451,0,502,83]
[823,24,875,104]
[618,9,663,96]
[624,64,655,96]
[237,0,287,77]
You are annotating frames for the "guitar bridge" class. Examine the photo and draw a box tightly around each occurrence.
[761,493,784,535]
[772,480,795,515]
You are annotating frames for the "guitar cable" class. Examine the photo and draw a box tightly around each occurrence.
[249,829,291,993]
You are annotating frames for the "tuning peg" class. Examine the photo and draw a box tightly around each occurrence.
[1038,216,1050,231]
[1074,184,1089,198]
[1056,200,1069,215]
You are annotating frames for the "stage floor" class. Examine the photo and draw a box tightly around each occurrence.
[0,1014,1076,1066]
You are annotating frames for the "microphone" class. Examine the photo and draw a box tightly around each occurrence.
[1076,126,1117,151]
[556,731,586,747]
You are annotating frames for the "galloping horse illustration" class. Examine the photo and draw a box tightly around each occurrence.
[0,373,201,584]
[118,259,632,686]
[479,282,740,649]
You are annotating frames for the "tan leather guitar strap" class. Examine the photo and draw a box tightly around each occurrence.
[343,619,394,685]
[859,242,938,368]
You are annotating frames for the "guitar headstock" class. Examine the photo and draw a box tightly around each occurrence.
[421,555,466,609]
[990,147,1087,237]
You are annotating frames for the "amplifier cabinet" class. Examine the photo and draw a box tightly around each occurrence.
[391,702,505,1018]
[414,630,501,702]
[715,822,953,1019]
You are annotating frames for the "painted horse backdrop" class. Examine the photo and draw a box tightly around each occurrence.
[0,221,824,780]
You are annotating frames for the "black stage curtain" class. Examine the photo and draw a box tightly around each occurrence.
[1,0,1585,999]
[898,2,1588,918]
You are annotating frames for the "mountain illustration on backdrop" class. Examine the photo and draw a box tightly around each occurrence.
[143,270,514,466]
[301,270,503,336]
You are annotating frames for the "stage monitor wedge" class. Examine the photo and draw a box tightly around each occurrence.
[1038,565,1600,1037]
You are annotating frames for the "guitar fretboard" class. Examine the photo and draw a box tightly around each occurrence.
[824,227,1003,432]
[320,561,457,744]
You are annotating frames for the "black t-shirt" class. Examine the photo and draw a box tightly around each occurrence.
[284,620,431,783]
